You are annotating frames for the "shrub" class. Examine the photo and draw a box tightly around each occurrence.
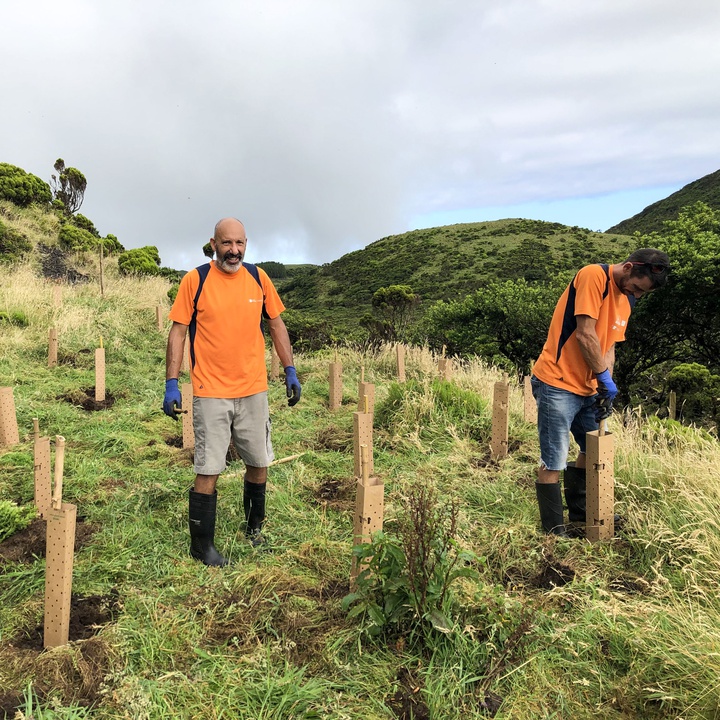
[0,501,37,542]
[0,163,52,207]
[72,213,100,236]
[257,261,287,279]
[102,233,124,255]
[0,310,29,327]
[59,222,99,251]
[343,482,477,643]
[281,309,335,352]
[0,220,32,264]
[117,246,161,276]
[666,362,720,425]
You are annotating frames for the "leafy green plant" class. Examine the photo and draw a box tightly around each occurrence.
[343,482,477,641]
[117,246,162,276]
[0,163,52,207]
[0,310,29,327]
[0,500,36,542]
[0,220,32,264]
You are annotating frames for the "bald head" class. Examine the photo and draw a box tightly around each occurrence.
[211,217,247,274]
[213,217,245,240]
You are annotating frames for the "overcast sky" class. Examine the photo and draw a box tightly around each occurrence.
[2,0,720,270]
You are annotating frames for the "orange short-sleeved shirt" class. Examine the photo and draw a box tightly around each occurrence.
[532,264,631,396]
[169,262,285,398]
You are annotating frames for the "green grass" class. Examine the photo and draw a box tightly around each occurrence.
[2,263,720,719]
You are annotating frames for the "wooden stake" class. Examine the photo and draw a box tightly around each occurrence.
[182,383,194,450]
[48,327,58,367]
[669,390,677,421]
[270,345,280,381]
[396,344,406,383]
[156,305,163,332]
[95,346,106,403]
[34,428,52,519]
[586,425,614,542]
[353,410,374,478]
[358,382,375,415]
[438,357,453,381]
[0,387,20,448]
[329,361,342,411]
[523,375,537,424]
[490,378,510,459]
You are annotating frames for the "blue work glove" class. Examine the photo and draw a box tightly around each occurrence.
[163,378,182,420]
[284,366,301,407]
[594,369,618,422]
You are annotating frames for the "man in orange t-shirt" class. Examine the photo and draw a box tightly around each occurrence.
[163,217,301,565]
[531,248,670,536]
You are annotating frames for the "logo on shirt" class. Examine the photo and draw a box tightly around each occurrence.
[248,298,262,303]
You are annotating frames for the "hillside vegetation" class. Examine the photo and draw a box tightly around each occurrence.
[607,167,720,235]
[1,264,720,718]
[278,220,635,332]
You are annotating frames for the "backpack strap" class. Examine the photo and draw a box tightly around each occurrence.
[187,262,267,370]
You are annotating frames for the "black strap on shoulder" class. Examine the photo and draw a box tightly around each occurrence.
[187,263,267,370]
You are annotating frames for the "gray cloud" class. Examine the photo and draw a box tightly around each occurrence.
[2,0,720,269]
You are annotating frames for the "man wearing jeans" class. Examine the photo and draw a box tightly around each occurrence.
[163,217,301,565]
[531,248,670,535]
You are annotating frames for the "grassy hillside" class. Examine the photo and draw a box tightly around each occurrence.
[2,263,720,718]
[606,168,720,235]
[278,220,635,330]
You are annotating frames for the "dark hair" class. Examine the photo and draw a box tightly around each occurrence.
[625,248,671,288]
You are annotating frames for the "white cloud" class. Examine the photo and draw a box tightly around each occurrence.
[2,0,719,269]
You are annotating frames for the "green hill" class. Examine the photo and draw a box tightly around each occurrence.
[606,168,720,235]
[278,219,635,329]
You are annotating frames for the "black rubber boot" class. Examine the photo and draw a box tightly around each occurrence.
[536,482,568,536]
[563,463,587,523]
[189,489,229,566]
[244,479,266,547]
[565,463,623,533]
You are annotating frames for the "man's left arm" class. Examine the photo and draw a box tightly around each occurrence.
[604,344,616,375]
[267,315,301,406]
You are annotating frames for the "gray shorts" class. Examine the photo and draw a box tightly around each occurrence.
[192,392,274,475]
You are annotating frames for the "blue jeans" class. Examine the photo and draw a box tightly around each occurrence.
[531,376,597,471]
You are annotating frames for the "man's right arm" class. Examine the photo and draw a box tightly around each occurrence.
[166,322,188,380]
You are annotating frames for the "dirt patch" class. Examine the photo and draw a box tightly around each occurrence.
[609,576,650,595]
[39,244,89,284]
[57,388,116,411]
[12,591,122,650]
[314,425,352,452]
[387,666,429,720]
[529,556,576,589]
[165,435,183,448]
[0,517,98,565]
[313,476,355,510]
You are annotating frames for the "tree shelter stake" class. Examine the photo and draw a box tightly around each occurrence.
[669,390,677,421]
[156,305,163,332]
[396,344,406,383]
[329,361,342,411]
[0,387,20,448]
[44,435,77,649]
[95,336,106,403]
[585,421,615,542]
[182,383,194,450]
[358,383,375,415]
[48,328,58,367]
[351,443,385,587]
[490,376,510,459]
[523,375,537,424]
[270,345,280,381]
[353,405,374,478]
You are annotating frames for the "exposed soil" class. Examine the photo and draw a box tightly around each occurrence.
[529,556,576,589]
[165,435,183,448]
[314,425,352,452]
[0,517,98,565]
[12,591,122,649]
[313,476,355,511]
[39,244,89,284]
[57,388,116,411]
[387,666,430,720]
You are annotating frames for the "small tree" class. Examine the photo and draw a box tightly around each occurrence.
[371,285,420,340]
[117,246,162,276]
[50,158,87,215]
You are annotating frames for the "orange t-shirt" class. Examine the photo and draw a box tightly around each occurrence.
[169,262,285,398]
[533,264,631,396]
